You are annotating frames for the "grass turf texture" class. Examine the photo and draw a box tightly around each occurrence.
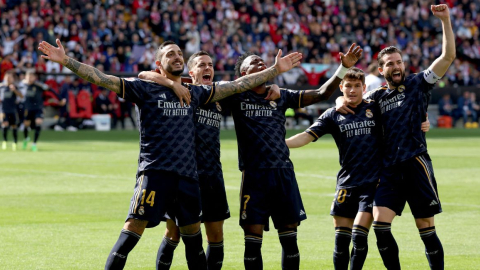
[1,129,479,269]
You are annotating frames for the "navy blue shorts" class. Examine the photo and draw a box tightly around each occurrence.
[239,168,307,230]
[2,112,18,125]
[330,181,377,219]
[374,153,442,218]
[199,172,230,222]
[127,170,202,228]
[25,109,44,121]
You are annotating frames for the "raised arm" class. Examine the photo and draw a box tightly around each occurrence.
[38,39,121,94]
[428,4,455,77]
[211,50,302,102]
[302,44,363,106]
[138,71,191,106]
[286,132,315,148]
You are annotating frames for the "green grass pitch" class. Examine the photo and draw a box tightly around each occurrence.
[1,129,479,269]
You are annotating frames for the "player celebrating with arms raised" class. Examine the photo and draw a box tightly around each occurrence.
[286,68,430,270]
[38,39,301,270]
[336,4,455,270]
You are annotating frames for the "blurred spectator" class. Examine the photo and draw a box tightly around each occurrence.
[365,63,383,92]
[95,88,117,128]
[457,91,478,126]
[438,94,455,117]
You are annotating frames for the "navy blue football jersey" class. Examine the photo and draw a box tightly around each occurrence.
[118,78,215,178]
[363,71,434,167]
[194,100,223,175]
[306,101,383,188]
[0,84,18,113]
[25,82,48,110]
[225,89,305,170]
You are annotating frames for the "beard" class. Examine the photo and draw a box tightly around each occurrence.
[384,70,405,88]
[166,64,183,76]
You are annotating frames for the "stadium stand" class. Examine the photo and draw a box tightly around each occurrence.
[0,0,478,128]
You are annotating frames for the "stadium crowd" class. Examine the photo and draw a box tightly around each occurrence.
[0,0,479,127]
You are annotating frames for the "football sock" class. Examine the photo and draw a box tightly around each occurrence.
[156,236,179,270]
[278,228,300,270]
[206,240,224,270]
[105,229,141,270]
[181,230,207,270]
[351,225,369,270]
[34,126,41,143]
[333,227,352,270]
[3,126,8,141]
[12,128,18,143]
[419,226,444,270]
[24,127,29,139]
[244,233,263,270]
[373,221,400,270]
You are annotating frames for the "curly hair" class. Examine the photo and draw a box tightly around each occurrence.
[234,51,255,78]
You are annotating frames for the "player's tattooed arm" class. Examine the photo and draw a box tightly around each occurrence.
[211,50,302,102]
[38,39,121,94]
[286,132,315,148]
[63,57,121,93]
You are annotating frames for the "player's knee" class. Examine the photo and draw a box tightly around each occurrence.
[242,224,264,236]
[179,221,201,235]
[123,218,148,235]
[35,119,43,125]
[415,217,435,229]
[165,227,181,241]
[205,221,224,242]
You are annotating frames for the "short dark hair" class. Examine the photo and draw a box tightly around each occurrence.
[187,51,211,70]
[155,40,178,61]
[377,46,402,67]
[234,51,255,78]
[341,67,365,85]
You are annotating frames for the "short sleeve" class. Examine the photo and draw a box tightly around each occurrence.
[282,89,305,109]
[119,78,145,104]
[305,108,334,142]
[190,83,216,106]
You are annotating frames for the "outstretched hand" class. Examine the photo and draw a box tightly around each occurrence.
[339,43,363,68]
[274,50,303,74]
[431,4,450,20]
[38,39,67,64]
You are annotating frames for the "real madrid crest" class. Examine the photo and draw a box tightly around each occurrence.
[366,109,373,118]
[241,211,247,220]
[397,85,405,92]
[269,101,277,108]
[216,102,222,112]
[138,206,145,215]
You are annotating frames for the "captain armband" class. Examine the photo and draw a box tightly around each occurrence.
[423,69,441,84]
[334,64,349,79]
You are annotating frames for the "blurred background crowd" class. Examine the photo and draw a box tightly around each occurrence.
[0,0,479,129]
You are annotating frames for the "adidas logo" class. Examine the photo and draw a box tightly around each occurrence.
[430,200,438,206]
[299,210,306,216]
[159,93,166,99]
[337,115,346,121]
